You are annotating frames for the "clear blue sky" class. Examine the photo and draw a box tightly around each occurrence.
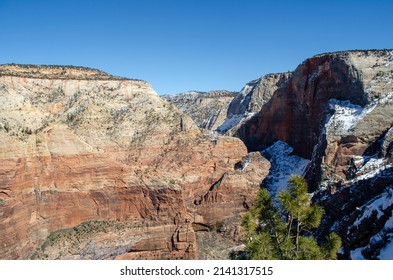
[1,0,392,95]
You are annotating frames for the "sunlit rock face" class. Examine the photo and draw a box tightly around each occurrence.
[0,64,269,259]
[235,50,393,259]
[162,90,237,131]
[221,72,291,135]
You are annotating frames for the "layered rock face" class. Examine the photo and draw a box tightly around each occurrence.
[162,90,237,130]
[239,52,363,154]
[0,64,269,259]
[217,73,291,134]
[237,50,393,174]
[235,50,393,259]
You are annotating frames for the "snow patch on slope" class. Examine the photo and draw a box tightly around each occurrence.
[216,114,243,133]
[326,99,375,138]
[379,239,393,259]
[352,158,393,182]
[326,93,393,140]
[262,141,310,197]
[352,188,393,227]
[240,83,256,97]
[350,246,366,260]
[378,216,393,259]
[349,187,393,259]
[215,80,259,133]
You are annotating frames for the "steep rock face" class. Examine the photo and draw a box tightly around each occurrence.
[217,73,291,134]
[238,50,393,179]
[162,90,237,130]
[0,64,269,259]
[238,52,366,155]
[234,50,393,259]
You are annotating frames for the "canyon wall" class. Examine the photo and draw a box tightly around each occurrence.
[236,50,393,259]
[0,64,269,259]
[217,73,291,134]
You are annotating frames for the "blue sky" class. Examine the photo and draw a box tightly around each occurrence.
[1,0,392,94]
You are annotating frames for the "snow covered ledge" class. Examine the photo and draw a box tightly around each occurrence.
[261,141,310,198]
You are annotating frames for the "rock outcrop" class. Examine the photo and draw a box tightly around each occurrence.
[237,50,393,179]
[0,64,269,259]
[162,90,237,130]
[217,73,291,134]
[235,50,393,259]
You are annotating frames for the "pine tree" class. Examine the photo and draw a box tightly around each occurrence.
[238,175,341,260]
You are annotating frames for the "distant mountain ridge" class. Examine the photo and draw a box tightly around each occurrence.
[162,90,237,130]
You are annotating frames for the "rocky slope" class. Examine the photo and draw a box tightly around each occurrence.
[0,64,269,259]
[162,90,237,130]
[236,50,393,259]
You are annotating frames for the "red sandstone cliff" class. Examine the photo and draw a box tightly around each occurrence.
[237,50,393,185]
[235,50,393,259]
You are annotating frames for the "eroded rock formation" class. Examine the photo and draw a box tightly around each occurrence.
[235,50,393,259]
[162,90,237,130]
[0,64,269,259]
[218,73,291,134]
[237,50,393,181]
